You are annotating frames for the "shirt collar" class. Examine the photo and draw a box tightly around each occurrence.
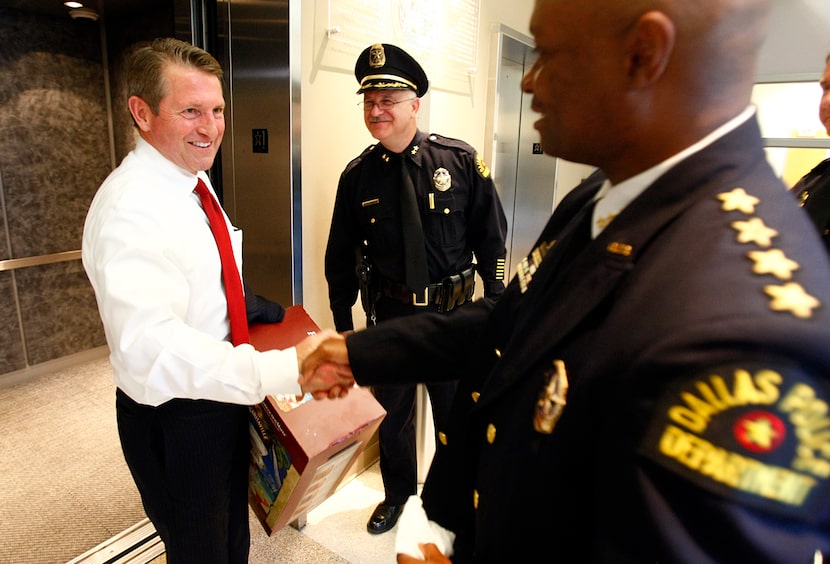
[591,106,756,238]
[133,136,211,193]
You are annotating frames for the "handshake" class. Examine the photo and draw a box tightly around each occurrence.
[295,329,355,399]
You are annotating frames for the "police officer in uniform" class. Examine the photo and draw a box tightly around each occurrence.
[324,43,507,535]
[790,50,830,254]
[308,2,830,561]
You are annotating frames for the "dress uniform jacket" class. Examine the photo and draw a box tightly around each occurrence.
[345,115,830,562]
[325,130,507,331]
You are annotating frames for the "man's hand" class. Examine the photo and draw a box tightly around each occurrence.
[397,543,452,564]
[301,334,350,377]
[295,330,354,399]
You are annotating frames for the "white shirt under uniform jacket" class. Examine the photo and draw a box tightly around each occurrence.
[82,137,300,407]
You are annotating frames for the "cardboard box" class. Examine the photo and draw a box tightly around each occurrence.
[247,305,385,534]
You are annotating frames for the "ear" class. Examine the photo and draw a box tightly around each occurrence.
[625,11,675,88]
[128,95,153,132]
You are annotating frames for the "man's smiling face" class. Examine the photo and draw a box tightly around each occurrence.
[140,62,226,173]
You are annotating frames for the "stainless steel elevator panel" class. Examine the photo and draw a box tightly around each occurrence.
[217,0,296,307]
[490,30,559,280]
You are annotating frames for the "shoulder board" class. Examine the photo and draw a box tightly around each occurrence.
[342,144,378,175]
[425,133,475,153]
[426,134,491,178]
[809,157,830,175]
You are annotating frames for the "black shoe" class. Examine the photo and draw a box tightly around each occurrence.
[367,502,404,535]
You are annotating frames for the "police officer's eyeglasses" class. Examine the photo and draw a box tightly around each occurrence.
[359,97,416,112]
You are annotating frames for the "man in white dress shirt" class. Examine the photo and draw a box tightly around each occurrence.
[82,38,347,563]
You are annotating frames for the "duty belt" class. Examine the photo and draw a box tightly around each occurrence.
[378,267,476,312]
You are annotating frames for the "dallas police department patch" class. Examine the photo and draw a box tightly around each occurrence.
[475,153,491,179]
[640,363,830,521]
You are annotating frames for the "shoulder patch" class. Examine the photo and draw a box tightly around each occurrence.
[475,153,491,179]
[639,362,830,521]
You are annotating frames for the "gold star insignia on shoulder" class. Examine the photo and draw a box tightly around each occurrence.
[732,217,778,248]
[411,145,420,155]
[764,282,820,319]
[718,187,760,215]
[748,249,800,280]
[381,153,390,163]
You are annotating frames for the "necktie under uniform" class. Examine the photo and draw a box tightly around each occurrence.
[194,178,250,346]
[399,155,429,297]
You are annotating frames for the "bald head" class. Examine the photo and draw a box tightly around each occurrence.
[523,0,771,182]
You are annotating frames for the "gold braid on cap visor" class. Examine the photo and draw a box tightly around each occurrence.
[360,74,417,91]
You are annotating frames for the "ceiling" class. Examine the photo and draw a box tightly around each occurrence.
[0,0,81,18]
[4,0,830,78]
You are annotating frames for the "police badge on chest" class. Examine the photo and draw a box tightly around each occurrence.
[534,359,569,434]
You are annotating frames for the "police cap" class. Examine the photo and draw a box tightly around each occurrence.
[354,43,429,97]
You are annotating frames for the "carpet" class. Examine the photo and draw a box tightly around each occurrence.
[0,352,145,564]
[0,351,397,564]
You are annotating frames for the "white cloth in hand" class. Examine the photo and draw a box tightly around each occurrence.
[394,495,456,558]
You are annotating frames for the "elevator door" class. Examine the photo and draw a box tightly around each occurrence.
[215,0,298,307]
[491,30,593,279]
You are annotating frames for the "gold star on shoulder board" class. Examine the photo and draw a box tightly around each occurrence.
[764,282,821,319]
[748,249,800,280]
[718,187,760,214]
[732,217,779,248]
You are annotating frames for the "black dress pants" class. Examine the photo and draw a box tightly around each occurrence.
[116,389,250,564]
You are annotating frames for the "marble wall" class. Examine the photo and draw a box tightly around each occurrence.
[0,8,110,376]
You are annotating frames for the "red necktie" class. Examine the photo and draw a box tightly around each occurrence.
[194,178,250,346]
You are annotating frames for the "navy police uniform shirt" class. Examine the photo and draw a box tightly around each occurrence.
[325,130,507,331]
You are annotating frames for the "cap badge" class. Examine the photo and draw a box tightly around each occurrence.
[433,168,452,191]
[369,44,385,68]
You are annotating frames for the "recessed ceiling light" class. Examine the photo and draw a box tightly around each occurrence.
[64,2,83,8]
[69,7,99,20]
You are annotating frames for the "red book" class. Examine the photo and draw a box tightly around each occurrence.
[249,304,320,351]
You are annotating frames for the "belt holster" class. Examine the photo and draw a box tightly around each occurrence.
[438,267,476,312]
